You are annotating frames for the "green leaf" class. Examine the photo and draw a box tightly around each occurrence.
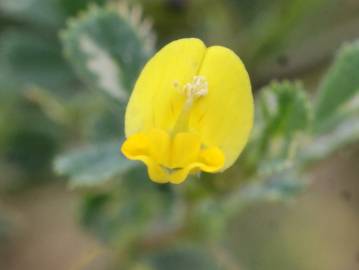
[257,81,311,138]
[238,82,311,209]
[61,3,155,101]
[223,169,307,219]
[248,0,327,65]
[59,0,107,17]
[80,169,167,245]
[54,141,135,187]
[0,30,76,92]
[245,81,311,170]
[0,0,65,28]
[301,115,359,164]
[241,172,306,202]
[315,40,359,129]
[313,91,359,134]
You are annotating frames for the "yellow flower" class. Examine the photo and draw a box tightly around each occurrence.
[121,38,253,184]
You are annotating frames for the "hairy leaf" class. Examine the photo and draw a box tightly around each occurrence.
[257,81,311,138]
[245,81,311,170]
[315,40,359,129]
[301,115,359,164]
[61,4,155,101]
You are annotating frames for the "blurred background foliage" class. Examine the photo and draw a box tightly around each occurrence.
[0,0,359,269]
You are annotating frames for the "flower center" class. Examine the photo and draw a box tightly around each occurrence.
[172,76,208,134]
[183,75,208,102]
[121,76,224,184]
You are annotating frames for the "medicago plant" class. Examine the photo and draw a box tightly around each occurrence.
[51,3,359,269]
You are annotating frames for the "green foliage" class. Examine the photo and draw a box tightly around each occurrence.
[61,3,155,100]
[0,0,98,188]
[0,30,75,91]
[1,0,359,267]
[54,141,134,187]
[0,0,128,188]
[258,81,311,137]
[245,81,311,173]
[54,3,156,188]
[0,0,108,94]
[0,0,65,27]
[147,247,219,270]
[0,86,61,189]
[238,44,359,210]
[315,40,359,130]
[5,128,58,174]
[226,170,306,213]
[79,169,176,251]
[52,3,359,264]
[301,115,359,163]
[0,0,107,27]
[298,41,359,164]
[244,0,327,64]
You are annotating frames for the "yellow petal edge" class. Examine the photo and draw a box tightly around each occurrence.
[121,38,253,184]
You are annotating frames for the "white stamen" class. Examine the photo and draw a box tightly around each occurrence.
[183,76,208,100]
[171,76,208,134]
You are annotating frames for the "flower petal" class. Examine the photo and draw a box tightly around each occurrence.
[170,132,201,168]
[125,38,207,136]
[169,146,225,184]
[121,131,170,183]
[189,46,253,169]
